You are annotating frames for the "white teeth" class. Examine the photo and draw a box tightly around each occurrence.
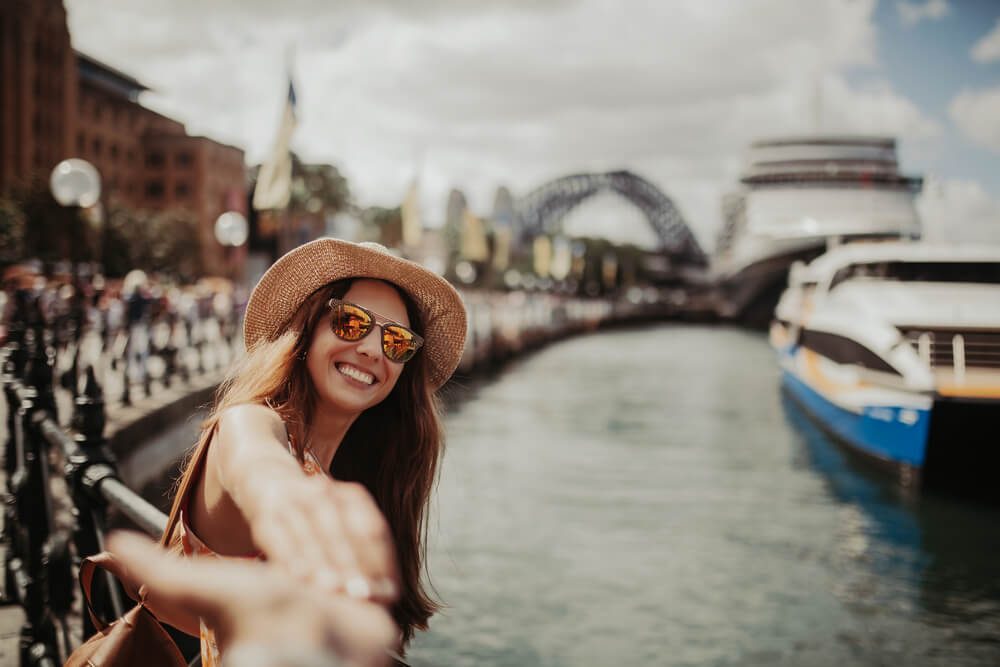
[337,364,374,385]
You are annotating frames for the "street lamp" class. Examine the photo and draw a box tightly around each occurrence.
[214,211,249,247]
[49,158,102,398]
[214,211,249,281]
[50,158,101,207]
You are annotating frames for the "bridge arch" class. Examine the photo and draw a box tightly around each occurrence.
[513,170,706,266]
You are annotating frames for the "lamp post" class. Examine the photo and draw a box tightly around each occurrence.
[50,158,101,208]
[214,211,249,282]
[49,159,102,399]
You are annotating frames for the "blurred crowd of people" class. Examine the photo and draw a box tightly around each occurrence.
[0,261,248,392]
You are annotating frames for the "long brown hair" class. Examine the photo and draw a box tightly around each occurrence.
[162,279,444,647]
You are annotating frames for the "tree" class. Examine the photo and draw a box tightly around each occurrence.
[0,198,25,268]
[360,206,403,248]
[101,204,203,280]
[14,177,96,267]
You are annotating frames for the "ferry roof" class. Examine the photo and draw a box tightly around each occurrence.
[750,136,896,149]
[801,241,1000,282]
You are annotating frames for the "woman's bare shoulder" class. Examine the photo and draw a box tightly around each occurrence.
[215,403,287,442]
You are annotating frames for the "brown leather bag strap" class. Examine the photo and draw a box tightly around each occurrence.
[79,423,217,632]
[78,552,127,632]
[160,422,218,549]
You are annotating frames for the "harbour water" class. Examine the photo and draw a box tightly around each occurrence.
[409,324,1000,667]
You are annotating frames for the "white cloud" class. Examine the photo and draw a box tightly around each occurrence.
[819,76,941,139]
[971,18,1000,63]
[895,0,950,27]
[948,86,1000,152]
[918,177,1000,244]
[64,0,948,250]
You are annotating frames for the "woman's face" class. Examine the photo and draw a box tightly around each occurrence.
[306,279,411,417]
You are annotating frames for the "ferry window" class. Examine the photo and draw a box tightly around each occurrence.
[829,262,890,290]
[800,329,900,375]
[883,262,1000,284]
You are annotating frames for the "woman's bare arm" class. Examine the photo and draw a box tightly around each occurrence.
[192,403,299,556]
[139,404,298,635]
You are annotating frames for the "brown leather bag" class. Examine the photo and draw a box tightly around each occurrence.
[64,552,187,666]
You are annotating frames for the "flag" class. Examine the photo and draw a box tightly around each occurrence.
[461,209,490,262]
[252,78,298,211]
[401,180,423,250]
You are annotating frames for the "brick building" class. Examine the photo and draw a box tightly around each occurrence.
[0,0,247,275]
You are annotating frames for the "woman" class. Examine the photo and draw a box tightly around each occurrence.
[143,238,467,664]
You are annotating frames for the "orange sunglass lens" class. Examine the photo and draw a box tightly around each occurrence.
[382,326,418,362]
[332,304,372,341]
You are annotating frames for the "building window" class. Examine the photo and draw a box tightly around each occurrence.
[110,143,119,159]
[127,150,135,164]
[146,181,164,199]
[92,137,102,157]
[146,151,165,168]
[176,151,194,168]
[77,133,85,153]
[175,182,191,198]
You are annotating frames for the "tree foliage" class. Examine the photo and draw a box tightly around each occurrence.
[360,206,403,248]
[0,198,25,267]
[14,178,96,266]
[101,205,203,279]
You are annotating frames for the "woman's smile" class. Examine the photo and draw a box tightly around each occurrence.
[335,362,378,387]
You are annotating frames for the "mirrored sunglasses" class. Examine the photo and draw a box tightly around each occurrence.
[326,298,424,363]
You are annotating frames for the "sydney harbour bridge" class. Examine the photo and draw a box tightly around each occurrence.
[463,170,708,290]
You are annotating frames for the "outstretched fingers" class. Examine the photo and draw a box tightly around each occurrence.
[248,476,400,606]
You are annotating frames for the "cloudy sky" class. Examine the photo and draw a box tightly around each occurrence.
[65,0,1000,249]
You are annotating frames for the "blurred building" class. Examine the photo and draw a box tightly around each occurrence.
[0,0,246,275]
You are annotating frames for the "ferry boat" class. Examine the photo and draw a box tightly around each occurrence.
[770,241,1000,490]
[714,136,922,328]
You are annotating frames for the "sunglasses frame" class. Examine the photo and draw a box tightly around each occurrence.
[326,298,424,363]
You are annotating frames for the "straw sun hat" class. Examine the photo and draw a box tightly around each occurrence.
[244,238,467,388]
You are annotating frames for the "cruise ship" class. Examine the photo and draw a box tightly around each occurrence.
[714,136,923,327]
[770,241,1000,491]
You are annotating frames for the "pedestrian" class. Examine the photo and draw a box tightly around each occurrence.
[122,239,467,665]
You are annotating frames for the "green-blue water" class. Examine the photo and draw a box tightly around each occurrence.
[410,324,1000,666]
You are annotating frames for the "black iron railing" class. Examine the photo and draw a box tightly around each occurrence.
[0,287,238,665]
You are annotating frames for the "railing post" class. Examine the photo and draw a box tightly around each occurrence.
[15,392,62,665]
[120,333,131,407]
[68,286,86,400]
[162,316,177,389]
[25,307,57,423]
[67,365,124,631]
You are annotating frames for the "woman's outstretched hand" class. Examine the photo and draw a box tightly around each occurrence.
[108,531,398,666]
[244,472,400,605]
